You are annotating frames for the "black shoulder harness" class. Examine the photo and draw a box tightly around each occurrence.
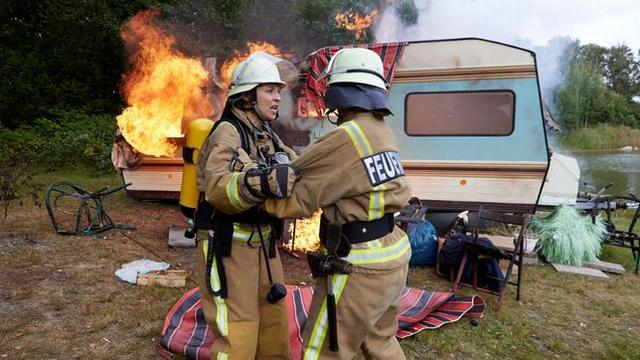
[209,115,251,154]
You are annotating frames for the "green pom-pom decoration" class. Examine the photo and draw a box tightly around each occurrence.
[529,205,607,266]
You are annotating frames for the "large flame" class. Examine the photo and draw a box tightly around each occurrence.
[285,209,322,252]
[335,9,380,40]
[117,9,212,157]
[219,41,283,91]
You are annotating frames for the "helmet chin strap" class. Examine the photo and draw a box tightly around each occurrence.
[326,108,356,126]
[325,109,339,125]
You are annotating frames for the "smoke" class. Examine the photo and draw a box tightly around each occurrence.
[531,37,576,109]
[374,0,576,110]
[375,0,533,43]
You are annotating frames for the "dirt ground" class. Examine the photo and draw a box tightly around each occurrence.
[0,191,316,360]
[1,176,639,359]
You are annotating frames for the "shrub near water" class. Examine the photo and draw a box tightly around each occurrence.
[559,124,640,150]
[0,110,117,172]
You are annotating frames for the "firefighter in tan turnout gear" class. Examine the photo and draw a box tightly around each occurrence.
[195,52,299,359]
[263,48,412,359]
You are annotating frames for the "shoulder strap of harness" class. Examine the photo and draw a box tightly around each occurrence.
[263,122,285,153]
[209,115,251,154]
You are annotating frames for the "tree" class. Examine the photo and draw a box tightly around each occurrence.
[576,43,640,104]
[291,0,380,54]
[555,61,609,129]
[556,43,640,129]
[159,0,380,59]
[577,43,607,75]
[157,0,249,57]
[604,91,636,127]
[395,0,418,26]
[604,45,639,102]
[0,0,159,129]
[292,0,350,54]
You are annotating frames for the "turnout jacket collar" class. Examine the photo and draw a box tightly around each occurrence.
[230,106,288,163]
[337,110,383,126]
[231,106,264,131]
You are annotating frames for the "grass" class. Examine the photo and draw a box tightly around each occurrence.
[559,124,640,150]
[1,170,639,359]
[402,242,640,360]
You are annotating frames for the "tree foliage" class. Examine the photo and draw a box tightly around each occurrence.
[556,43,640,130]
[556,61,609,129]
[0,150,42,220]
[605,45,639,102]
[0,0,386,131]
[0,0,163,129]
[157,0,248,57]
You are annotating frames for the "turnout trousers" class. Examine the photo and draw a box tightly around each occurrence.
[301,254,409,359]
[198,228,290,359]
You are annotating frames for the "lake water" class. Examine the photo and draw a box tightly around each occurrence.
[568,151,640,196]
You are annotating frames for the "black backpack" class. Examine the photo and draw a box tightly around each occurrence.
[439,234,505,292]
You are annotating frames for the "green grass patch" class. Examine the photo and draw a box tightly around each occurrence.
[35,169,123,196]
[2,171,639,359]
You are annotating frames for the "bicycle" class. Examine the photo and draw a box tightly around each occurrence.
[577,183,640,274]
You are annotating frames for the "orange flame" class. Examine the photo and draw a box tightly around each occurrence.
[335,9,380,40]
[285,209,322,252]
[219,41,283,92]
[117,9,212,157]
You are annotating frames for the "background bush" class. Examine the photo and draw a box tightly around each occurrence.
[0,111,117,172]
[558,124,640,150]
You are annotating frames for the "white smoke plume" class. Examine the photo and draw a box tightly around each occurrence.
[374,0,576,109]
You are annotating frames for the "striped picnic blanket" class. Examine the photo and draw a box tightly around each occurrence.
[298,43,407,116]
[159,286,484,359]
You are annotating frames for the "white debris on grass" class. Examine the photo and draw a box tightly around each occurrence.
[115,259,170,284]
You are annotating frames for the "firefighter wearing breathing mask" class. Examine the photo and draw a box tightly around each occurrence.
[262,48,411,359]
[195,52,299,359]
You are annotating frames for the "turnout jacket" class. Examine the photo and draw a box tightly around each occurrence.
[196,107,296,219]
[195,106,293,359]
[264,111,412,270]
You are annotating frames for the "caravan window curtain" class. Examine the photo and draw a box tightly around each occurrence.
[404,90,515,136]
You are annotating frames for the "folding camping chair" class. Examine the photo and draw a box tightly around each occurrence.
[452,207,530,310]
[45,181,136,236]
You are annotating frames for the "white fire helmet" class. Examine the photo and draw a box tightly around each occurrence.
[228,52,297,97]
[324,48,388,90]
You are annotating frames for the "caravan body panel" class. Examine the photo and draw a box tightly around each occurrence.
[386,39,549,213]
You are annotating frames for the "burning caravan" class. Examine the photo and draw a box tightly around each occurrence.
[117,38,550,214]
[298,38,550,214]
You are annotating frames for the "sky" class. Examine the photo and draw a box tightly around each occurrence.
[375,0,640,52]
[518,0,640,51]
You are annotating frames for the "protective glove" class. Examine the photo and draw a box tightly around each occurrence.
[243,163,300,199]
[229,147,260,172]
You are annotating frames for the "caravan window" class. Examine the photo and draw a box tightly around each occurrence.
[404,90,515,136]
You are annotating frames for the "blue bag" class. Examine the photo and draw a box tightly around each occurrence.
[407,220,438,266]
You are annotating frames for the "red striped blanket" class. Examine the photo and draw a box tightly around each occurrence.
[298,43,407,116]
[159,286,484,359]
